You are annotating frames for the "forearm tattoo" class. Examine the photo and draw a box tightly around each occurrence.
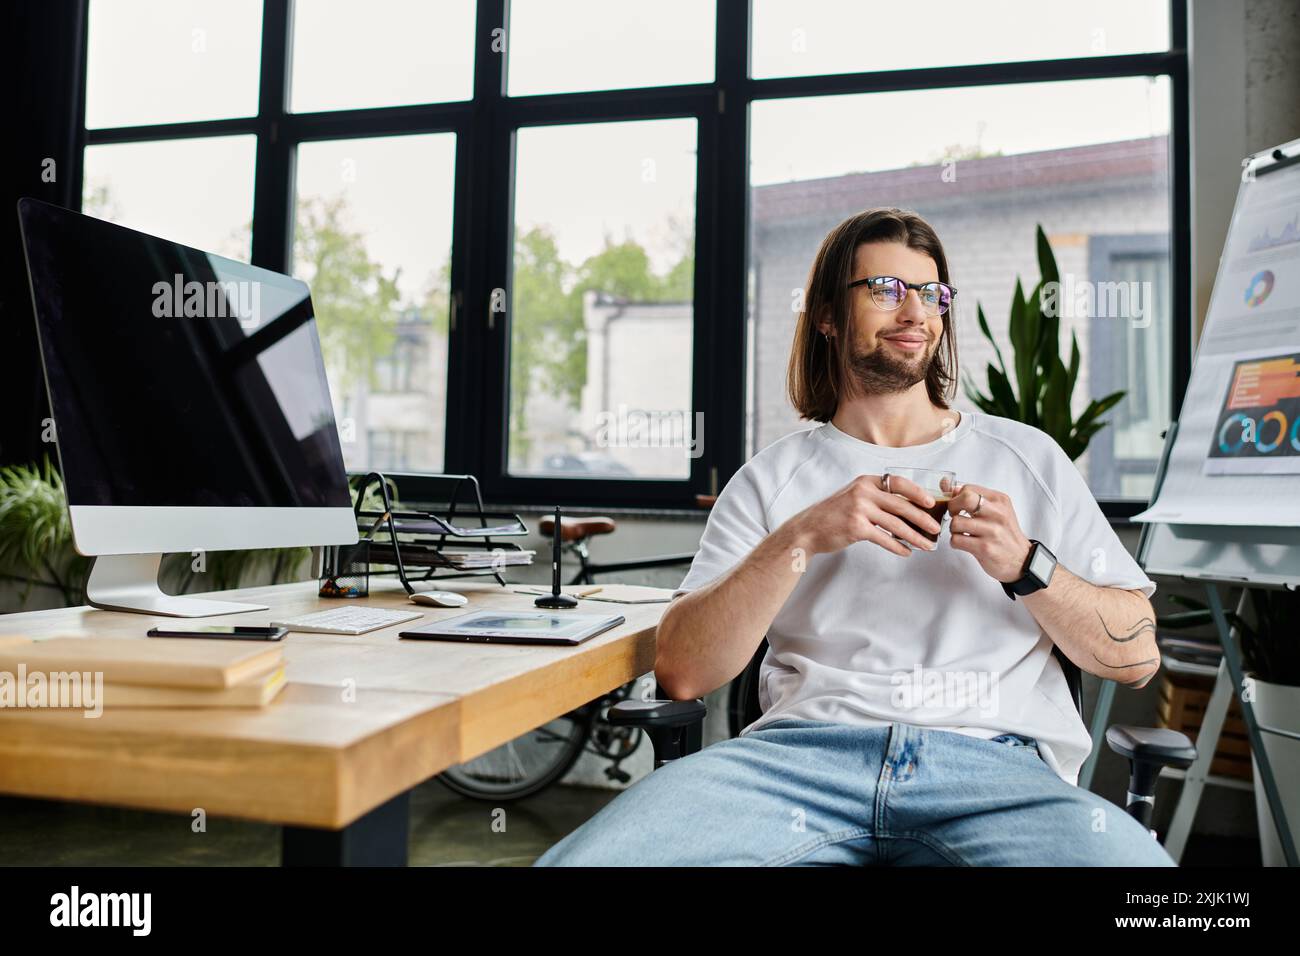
[1095,610,1156,644]
[1092,610,1158,684]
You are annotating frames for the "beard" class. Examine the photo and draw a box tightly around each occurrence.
[847,338,936,395]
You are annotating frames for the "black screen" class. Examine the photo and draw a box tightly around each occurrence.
[18,199,351,509]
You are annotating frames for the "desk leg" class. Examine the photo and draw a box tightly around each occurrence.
[282,791,410,866]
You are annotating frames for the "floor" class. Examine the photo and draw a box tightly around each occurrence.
[0,781,1261,866]
[0,779,621,867]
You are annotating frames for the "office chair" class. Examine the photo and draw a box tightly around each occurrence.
[608,640,1197,836]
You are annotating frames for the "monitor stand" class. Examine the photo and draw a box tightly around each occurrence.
[85,553,270,618]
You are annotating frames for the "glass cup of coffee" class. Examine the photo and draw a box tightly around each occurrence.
[881,467,958,549]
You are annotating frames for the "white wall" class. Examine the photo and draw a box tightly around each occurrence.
[1189,0,1300,341]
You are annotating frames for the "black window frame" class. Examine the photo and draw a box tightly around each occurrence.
[75,0,1190,521]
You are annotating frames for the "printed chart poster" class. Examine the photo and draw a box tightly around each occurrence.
[1204,351,1300,475]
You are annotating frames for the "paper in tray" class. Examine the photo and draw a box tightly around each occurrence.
[387,514,526,537]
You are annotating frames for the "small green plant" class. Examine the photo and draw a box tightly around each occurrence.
[159,547,311,594]
[0,457,90,606]
[963,224,1126,461]
[0,457,311,609]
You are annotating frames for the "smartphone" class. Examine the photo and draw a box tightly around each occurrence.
[146,625,287,641]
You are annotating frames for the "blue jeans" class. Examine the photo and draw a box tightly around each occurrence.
[534,718,1176,866]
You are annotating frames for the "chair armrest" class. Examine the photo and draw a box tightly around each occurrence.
[1104,725,1197,832]
[607,698,707,729]
[1105,725,1197,770]
[607,698,707,767]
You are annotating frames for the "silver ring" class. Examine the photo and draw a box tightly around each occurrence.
[971,493,983,516]
[883,474,892,494]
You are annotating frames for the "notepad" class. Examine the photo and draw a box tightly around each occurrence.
[509,584,674,604]
[99,662,288,708]
[0,636,283,689]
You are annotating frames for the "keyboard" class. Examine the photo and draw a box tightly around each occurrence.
[270,606,424,635]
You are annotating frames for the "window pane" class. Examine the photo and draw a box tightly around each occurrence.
[82,136,257,260]
[747,77,1172,499]
[293,134,456,474]
[507,0,714,96]
[1091,242,1171,500]
[510,119,697,479]
[290,0,475,112]
[751,0,1169,79]
[85,0,262,129]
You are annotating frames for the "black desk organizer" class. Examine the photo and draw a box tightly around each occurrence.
[321,472,530,597]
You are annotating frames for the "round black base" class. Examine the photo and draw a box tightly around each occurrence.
[534,593,579,609]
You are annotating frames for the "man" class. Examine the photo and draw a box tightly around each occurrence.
[536,207,1173,866]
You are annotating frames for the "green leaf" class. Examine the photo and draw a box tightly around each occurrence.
[1008,280,1039,423]
[1040,357,1070,443]
[967,226,1125,463]
[1072,390,1127,438]
[1066,333,1081,398]
[976,304,1007,376]
[1032,279,1060,377]
[1035,223,1060,286]
[987,366,1018,417]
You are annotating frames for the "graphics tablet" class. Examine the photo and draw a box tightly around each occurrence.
[398,610,626,645]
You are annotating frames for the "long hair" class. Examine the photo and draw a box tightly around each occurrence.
[786,207,958,420]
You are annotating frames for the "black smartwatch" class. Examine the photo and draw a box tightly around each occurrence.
[1002,540,1057,600]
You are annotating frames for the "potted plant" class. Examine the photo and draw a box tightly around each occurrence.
[1160,590,1300,865]
[0,458,91,609]
[0,457,310,612]
[963,224,1126,460]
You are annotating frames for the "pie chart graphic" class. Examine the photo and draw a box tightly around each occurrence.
[1245,269,1274,307]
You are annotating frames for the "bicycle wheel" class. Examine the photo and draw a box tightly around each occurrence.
[438,705,595,801]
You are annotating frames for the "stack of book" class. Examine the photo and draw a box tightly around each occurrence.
[0,636,287,708]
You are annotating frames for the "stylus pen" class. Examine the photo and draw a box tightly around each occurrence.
[551,505,562,590]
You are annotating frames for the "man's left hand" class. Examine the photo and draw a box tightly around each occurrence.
[947,483,1033,584]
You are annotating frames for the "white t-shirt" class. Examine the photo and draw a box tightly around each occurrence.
[675,409,1156,785]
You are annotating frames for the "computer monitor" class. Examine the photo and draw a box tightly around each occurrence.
[18,198,358,617]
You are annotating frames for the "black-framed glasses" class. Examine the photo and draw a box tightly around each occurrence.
[847,275,957,315]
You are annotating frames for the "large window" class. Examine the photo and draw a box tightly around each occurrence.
[748,77,1174,502]
[506,0,715,96]
[288,0,475,112]
[81,0,460,480]
[749,0,1170,78]
[508,118,697,480]
[292,133,456,474]
[82,135,256,258]
[84,0,262,128]
[79,1,1189,514]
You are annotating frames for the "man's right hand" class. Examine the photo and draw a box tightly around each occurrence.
[783,474,940,557]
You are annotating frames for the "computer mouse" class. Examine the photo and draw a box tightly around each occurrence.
[408,590,469,608]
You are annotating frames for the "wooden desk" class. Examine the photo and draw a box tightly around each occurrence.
[0,580,664,864]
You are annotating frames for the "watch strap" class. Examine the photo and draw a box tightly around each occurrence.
[1003,540,1053,600]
